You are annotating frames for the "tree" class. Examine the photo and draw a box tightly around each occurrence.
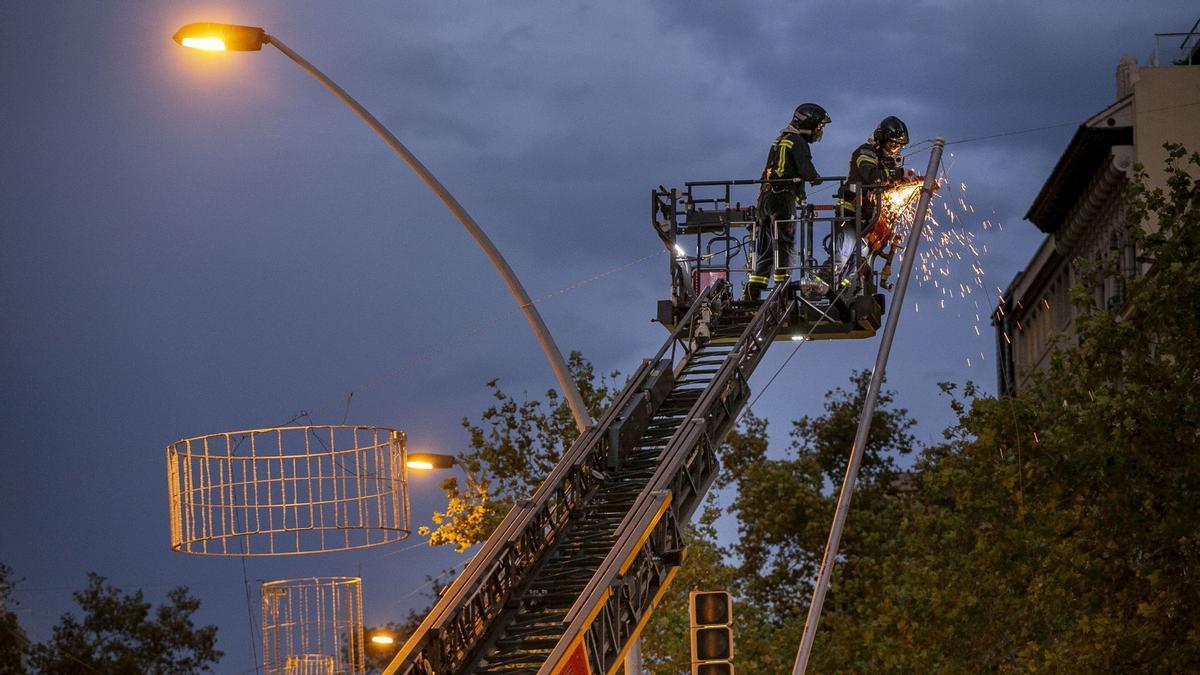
[27,573,222,674]
[421,352,618,551]
[421,348,920,671]
[420,147,1200,670]
[0,564,28,675]
[727,372,916,624]
[801,144,1200,672]
[639,374,919,672]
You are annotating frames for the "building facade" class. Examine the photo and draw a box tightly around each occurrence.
[994,31,1200,396]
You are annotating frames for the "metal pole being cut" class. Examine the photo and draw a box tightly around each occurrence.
[265,34,592,434]
[624,636,642,674]
[792,138,944,675]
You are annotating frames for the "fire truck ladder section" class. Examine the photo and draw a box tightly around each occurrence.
[386,279,797,675]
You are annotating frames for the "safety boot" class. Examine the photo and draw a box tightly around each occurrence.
[743,281,766,302]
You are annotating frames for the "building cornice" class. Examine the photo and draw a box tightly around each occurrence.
[1053,146,1133,256]
[1025,98,1134,233]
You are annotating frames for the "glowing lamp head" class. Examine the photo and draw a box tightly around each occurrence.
[180,37,227,51]
[406,453,456,471]
[173,23,266,52]
[370,634,395,646]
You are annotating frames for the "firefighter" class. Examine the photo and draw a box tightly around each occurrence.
[745,102,829,302]
[831,116,910,287]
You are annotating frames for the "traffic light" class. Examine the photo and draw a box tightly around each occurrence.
[689,590,733,675]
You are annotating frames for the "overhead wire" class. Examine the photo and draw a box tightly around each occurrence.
[392,562,466,605]
[224,433,262,674]
[904,99,1200,158]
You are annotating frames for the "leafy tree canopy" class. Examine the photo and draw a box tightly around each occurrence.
[412,145,1200,672]
[421,352,618,551]
[0,564,29,675]
[802,144,1200,672]
[25,573,222,675]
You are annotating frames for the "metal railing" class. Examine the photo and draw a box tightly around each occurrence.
[385,282,729,674]
[654,176,890,308]
[1151,27,1200,66]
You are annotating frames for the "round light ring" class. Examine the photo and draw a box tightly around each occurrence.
[167,425,410,556]
[262,577,364,675]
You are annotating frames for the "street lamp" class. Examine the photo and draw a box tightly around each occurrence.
[172,22,591,433]
[405,453,457,471]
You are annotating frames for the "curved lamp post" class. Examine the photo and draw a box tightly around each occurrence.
[172,22,591,433]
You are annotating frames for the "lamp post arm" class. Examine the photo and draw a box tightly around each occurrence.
[263,34,591,434]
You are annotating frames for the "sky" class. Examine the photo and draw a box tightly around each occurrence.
[2,2,1196,672]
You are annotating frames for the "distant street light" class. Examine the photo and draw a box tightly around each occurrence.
[172,22,591,434]
[370,633,396,646]
[405,453,457,471]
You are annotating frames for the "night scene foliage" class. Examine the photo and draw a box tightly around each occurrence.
[418,146,1200,671]
[421,351,618,551]
[0,570,223,675]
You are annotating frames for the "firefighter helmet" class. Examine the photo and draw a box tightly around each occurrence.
[791,103,831,142]
[873,116,909,155]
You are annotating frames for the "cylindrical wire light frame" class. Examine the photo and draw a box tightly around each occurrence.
[167,425,410,556]
[285,654,336,675]
[262,576,365,675]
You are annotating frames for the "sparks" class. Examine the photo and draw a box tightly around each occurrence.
[880,180,924,221]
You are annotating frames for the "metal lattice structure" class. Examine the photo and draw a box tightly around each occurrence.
[263,577,365,675]
[285,654,336,675]
[167,425,409,556]
[387,279,797,674]
[384,169,921,673]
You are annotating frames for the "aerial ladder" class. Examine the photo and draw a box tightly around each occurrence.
[385,160,933,674]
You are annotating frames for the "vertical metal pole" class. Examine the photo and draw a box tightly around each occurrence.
[792,139,943,675]
[624,637,642,674]
[264,35,591,434]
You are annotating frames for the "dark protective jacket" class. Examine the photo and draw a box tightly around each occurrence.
[836,143,903,210]
[759,130,821,204]
[750,130,822,285]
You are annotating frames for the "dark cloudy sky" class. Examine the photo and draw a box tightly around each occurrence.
[2,2,1195,672]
